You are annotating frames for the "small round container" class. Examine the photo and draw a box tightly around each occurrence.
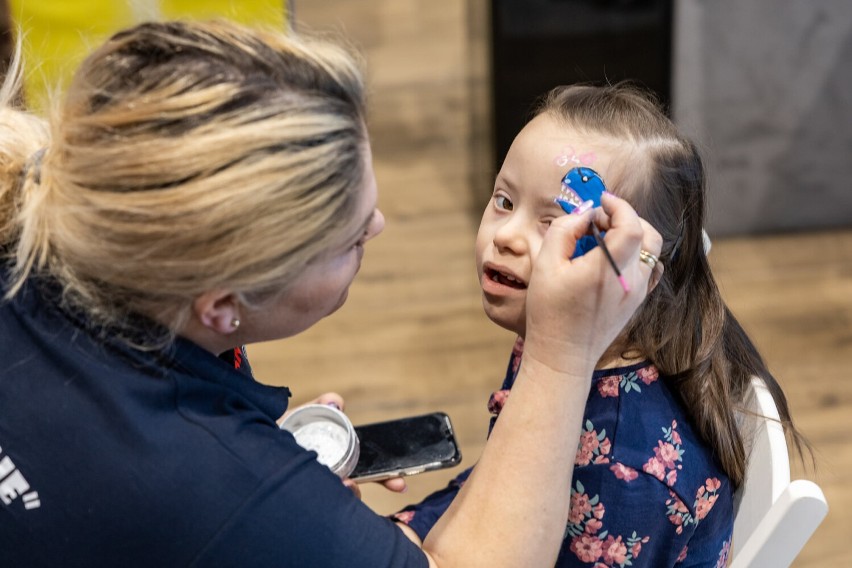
[280,404,360,478]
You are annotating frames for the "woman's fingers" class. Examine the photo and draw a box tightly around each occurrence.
[381,477,408,493]
[343,478,362,499]
[635,217,665,285]
[312,392,345,411]
[593,193,663,291]
[277,391,345,425]
[594,193,651,260]
[524,192,663,372]
[346,476,408,494]
[536,206,598,262]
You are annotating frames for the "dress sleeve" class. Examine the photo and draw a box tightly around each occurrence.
[191,455,429,568]
[394,341,521,541]
[559,465,733,567]
[393,466,473,542]
[668,478,733,567]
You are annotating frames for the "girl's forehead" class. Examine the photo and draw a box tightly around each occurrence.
[516,116,615,175]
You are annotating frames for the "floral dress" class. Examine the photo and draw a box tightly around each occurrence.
[396,338,734,567]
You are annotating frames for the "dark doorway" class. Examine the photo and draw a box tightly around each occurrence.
[490,0,673,168]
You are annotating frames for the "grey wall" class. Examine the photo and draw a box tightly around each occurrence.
[673,0,852,236]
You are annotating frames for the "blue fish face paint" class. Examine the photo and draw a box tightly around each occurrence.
[558,166,606,211]
[554,167,607,259]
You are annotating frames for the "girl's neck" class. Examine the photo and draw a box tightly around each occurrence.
[595,341,646,371]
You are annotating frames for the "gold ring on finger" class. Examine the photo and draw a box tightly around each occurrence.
[639,249,659,270]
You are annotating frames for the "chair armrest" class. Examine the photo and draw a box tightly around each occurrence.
[730,480,828,568]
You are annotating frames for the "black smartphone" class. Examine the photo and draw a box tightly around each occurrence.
[350,412,462,483]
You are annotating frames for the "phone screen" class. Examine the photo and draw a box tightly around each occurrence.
[351,412,461,481]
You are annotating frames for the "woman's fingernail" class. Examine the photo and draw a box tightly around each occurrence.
[572,200,594,215]
[326,402,341,410]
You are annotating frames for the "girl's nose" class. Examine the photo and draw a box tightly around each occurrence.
[493,217,527,254]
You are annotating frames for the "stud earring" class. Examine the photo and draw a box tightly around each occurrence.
[231,318,241,330]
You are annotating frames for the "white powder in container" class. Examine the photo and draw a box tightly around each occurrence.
[292,420,349,468]
[280,404,360,478]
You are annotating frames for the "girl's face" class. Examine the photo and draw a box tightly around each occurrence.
[248,143,385,341]
[475,114,618,337]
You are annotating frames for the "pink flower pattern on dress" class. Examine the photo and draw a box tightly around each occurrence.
[637,365,659,385]
[715,536,732,567]
[695,478,722,522]
[393,510,415,524]
[666,478,723,537]
[642,420,685,487]
[598,366,659,398]
[566,480,650,567]
[511,337,524,374]
[597,376,620,398]
[609,462,639,482]
[487,339,524,416]
[666,492,692,535]
[487,389,510,415]
[576,420,612,466]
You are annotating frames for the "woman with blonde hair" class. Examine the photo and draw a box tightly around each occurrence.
[0,20,660,566]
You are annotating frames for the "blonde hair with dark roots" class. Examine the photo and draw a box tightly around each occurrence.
[0,20,370,343]
[537,84,808,488]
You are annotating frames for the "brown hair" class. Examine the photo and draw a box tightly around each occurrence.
[0,20,369,343]
[537,83,807,488]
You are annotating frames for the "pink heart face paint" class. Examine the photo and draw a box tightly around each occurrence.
[553,145,597,168]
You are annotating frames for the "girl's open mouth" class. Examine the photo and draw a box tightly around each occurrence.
[484,267,527,289]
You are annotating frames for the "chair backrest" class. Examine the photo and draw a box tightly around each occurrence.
[730,377,828,567]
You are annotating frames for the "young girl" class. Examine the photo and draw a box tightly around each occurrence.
[395,84,805,566]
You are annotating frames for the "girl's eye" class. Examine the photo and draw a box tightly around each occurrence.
[495,195,514,211]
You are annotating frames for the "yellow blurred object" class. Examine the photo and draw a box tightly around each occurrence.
[9,0,287,111]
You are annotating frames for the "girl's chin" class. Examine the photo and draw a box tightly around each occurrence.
[482,305,525,336]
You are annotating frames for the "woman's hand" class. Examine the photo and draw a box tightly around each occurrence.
[278,392,409,497]
[523,192,663,373]
[276,391,345,426]
[343,476,408,500]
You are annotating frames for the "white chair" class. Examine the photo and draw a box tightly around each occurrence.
[730,377,828,567]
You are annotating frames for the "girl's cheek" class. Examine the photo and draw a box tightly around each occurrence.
[529,237,544,265]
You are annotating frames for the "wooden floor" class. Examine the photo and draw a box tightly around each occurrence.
[250,2,850,564]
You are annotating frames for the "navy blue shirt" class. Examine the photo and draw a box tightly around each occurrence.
[0,276,427,567]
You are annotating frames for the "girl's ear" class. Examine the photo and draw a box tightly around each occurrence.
[192,289,241,335]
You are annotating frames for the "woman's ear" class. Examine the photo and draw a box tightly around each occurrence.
[192,289,241,335]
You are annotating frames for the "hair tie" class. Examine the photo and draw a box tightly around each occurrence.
[701,229,712,255]
[24,148,47,185]
[670,226,685,260]
[669,225,712,260]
